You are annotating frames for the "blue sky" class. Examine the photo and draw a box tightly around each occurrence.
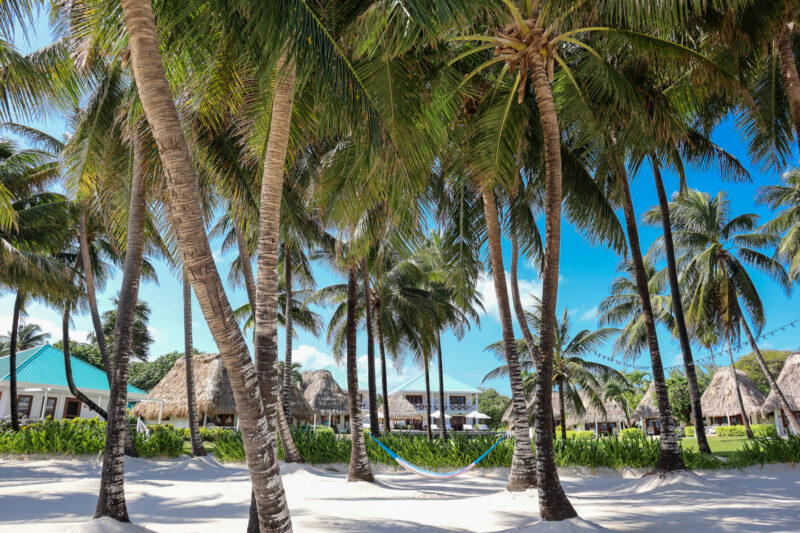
[2,15,800,397]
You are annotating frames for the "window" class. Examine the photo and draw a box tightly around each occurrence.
[42,397,57,418]
[450,396,466,405]
[63,398,82,419]
[17,395,33,418]
[212,414,235,427]
[406,395,423,405]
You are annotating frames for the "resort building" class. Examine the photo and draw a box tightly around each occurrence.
[700,367,766,428]
[571,391,629,435]
[382,393,423,429]
[761,352,800,436]
[0,344,147,423]
[323,365,370,413]
[389,371,481,431]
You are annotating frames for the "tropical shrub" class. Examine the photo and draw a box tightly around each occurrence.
[715,425,748,437]
[0,419,185,458]
[727,436,800,468]
[212,430,247,462]
[683,426,695,437]
[554,428,595,439]
[314,426,335,435]
[199,426,231,442]
[751,424,778,438]
[620,428,645,439]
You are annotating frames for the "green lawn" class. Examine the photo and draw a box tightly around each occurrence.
[680,437,751,457]
[182,441,216,456]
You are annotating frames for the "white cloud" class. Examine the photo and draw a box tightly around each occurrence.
[0,314,90,344]
[477,271,542,321]
[579,306,599,322]
[292,344,335,369]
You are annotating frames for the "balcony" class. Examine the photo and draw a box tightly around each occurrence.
[410,403,474,412]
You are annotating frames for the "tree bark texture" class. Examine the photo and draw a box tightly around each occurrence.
[481,187,537,491]
[183,270,206,456]
[652,161,711,454]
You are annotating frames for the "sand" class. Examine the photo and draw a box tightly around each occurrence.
[0,455,798,532]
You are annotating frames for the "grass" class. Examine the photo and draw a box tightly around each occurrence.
[182,441,216,456]
[680,437,752,457]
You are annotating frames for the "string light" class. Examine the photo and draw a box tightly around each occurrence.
[588,317,800,374]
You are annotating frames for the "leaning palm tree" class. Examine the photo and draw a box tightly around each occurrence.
[647,189,800,435]
[182,270,205,457]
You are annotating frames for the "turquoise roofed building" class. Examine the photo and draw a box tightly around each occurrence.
[0,344,148,423]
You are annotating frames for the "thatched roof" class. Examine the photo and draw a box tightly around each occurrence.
[383,393,422,420]
[131,353,235,419]
[302,369,348,416]
[570,391,628,424]
[762,353,800,414]
[284,382,316,422]
[633,381,658,420]
[701,366,766,418]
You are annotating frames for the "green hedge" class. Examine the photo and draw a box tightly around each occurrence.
[620,428,645,439]
[684,426,695,437]
[0,418,185,458]
[752,424,779,437]
[715,425,747,437]
[554,428,595,439]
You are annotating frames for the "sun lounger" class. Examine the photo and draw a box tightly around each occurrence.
[477,424,489,431]
[463,424,474,431]
[431,424,438,431]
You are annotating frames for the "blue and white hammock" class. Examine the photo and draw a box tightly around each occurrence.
[368,433,505,479]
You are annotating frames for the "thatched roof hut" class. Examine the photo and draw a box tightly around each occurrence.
[633,381,658,421]
[302,369,348,416]
[284,382,316,422]
[701,367,766,419]
[382,393,422,420]
[502,393,568,428]
[131,353,235,420]
[762,352,800,415]
[571,391,628,425]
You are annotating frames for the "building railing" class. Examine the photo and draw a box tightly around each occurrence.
[410,403,474,411]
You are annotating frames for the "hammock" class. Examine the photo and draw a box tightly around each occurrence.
[368,433,505,479]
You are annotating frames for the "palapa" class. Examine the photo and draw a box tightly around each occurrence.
[570,390,627,425]
[761,353,800,415]
[382,393,422,420]
[301,369,349,416]
[701,366,766,419]
[633,381,659,421]
[131,353,236,420]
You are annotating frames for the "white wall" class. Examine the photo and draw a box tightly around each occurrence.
[0,383,110,421]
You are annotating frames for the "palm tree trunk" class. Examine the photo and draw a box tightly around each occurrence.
[734,298,800,435]
[727,338,754,439]
[558,378,567,440]
[652,161,711,455]
[79,209,112,379]
[437,333,448,441]
[63,306,108,419]
[94,134,149,521]
[510,230,538,369]
[183,270,206,456]
[9,292,22,431]
[616,161,685,472]
[233,212,258,313]
[777,28,800,153]
[248,49,298,532]
[376,305,391,431]
[346,267,374,482]
[424,354,433,442]
[276,383,304,463]
[120,2,290,529]
[481,187,537,491]
[283,247,293,421]
[529,55,574,517]
[361,257,380,437]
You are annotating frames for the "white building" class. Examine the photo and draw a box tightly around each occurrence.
[390,371,481,431]
[0,344,148,423]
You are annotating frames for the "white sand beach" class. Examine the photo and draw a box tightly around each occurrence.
[0,456,798,532]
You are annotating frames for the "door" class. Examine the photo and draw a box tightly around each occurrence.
[63,398,81,420]
[42,397,57,419]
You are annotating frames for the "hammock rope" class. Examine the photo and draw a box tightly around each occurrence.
[368,433,506,479]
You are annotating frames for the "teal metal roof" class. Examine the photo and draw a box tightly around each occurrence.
[390,370,481,395]
[323,364,369,392]
[0,344,146,395]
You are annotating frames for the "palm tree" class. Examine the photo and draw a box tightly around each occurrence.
[485,301,622,440]
[1,322,50,351]
[182,270,205,457]
[99,298,154,363]
[118,2,291,527]
[758,169,800,282]
[648,189,800,436]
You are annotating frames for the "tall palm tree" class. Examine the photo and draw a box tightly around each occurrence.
[183,270,205,456]
[648,189,800,435]
[1,322,50,351]
[118,2,291,528]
